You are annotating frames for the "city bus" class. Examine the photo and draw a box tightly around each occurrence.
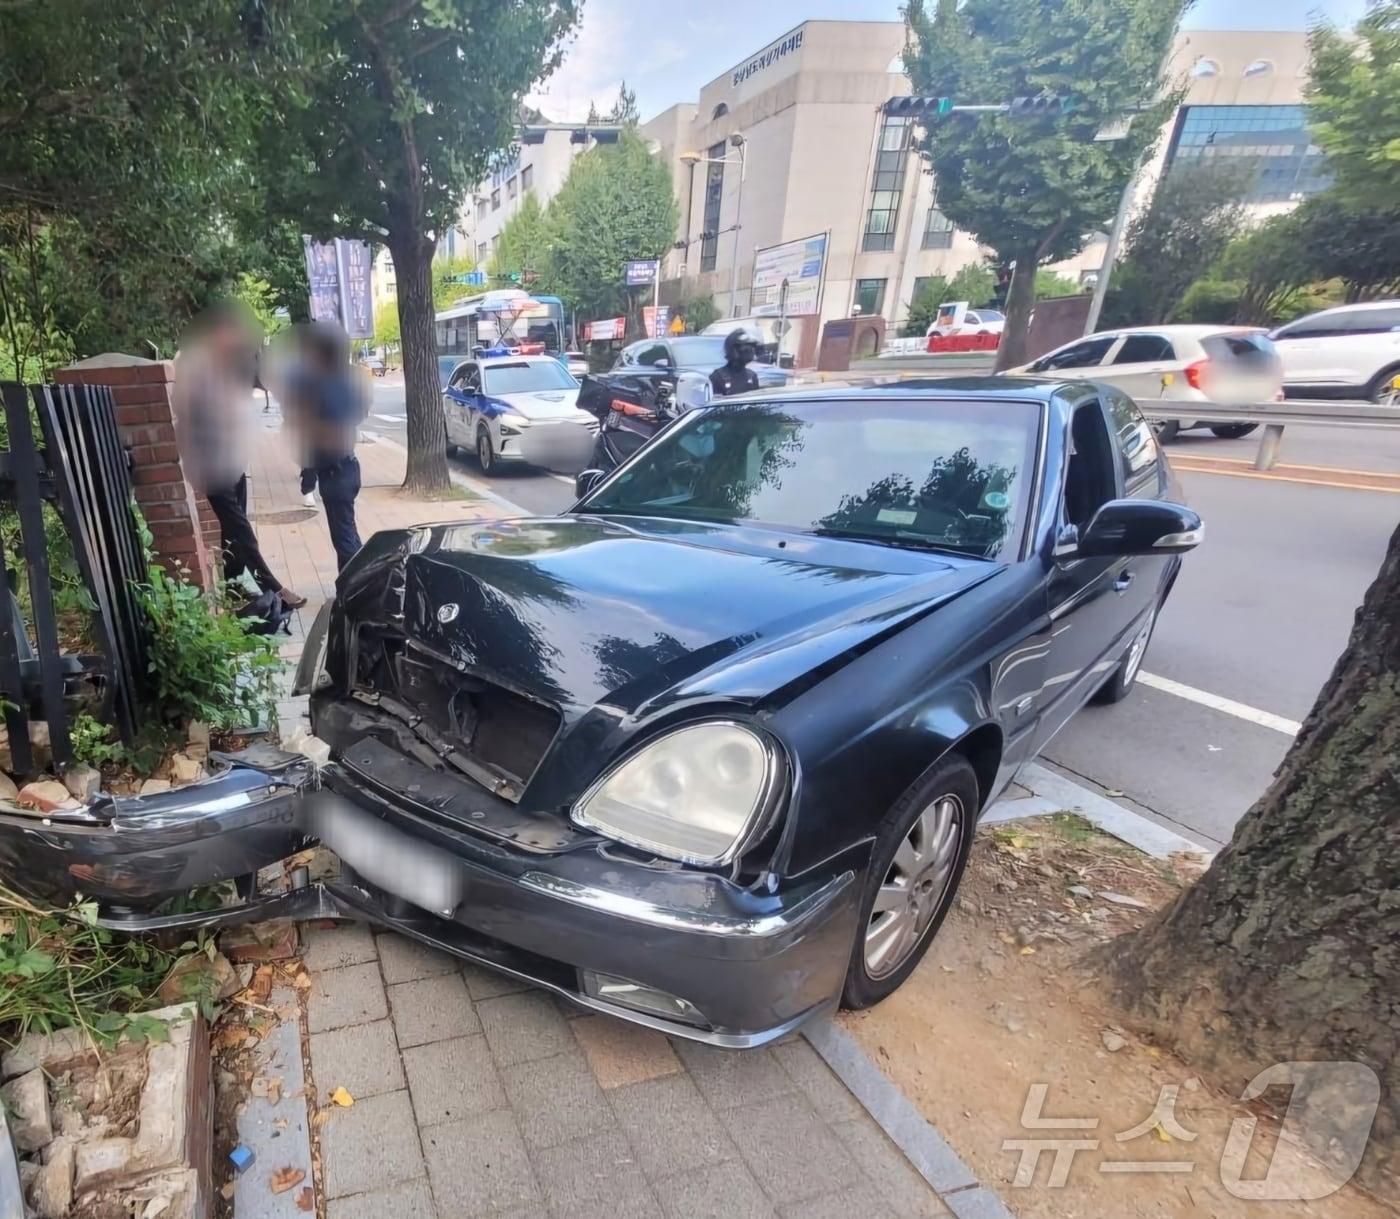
[434,290,567,383]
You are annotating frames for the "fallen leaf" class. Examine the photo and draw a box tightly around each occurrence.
[270,1167,305,1194]
[312,1108,332,1129]
[296,1185,314,1212]
[330,1086,355,1107]
[275,1118,289,1130]
[998,932,1016,945]
[292,972,313,990]
[220,1182,236,1200]
[1154,1123,1172,1143]
[1019,946,1036,956]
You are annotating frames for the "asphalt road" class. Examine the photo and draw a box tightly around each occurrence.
[362,381,1398,849]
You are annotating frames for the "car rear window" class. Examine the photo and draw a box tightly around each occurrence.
[1201,333,1280,368]
[1111,335,1175,364]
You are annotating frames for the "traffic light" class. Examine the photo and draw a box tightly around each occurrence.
[1009,95,1074,117]
[883,96,955,117]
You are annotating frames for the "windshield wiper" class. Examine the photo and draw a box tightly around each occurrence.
[807,527,988,560]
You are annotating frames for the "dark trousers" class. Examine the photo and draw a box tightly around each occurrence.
[317,455,362,572]
[206,474,282,593]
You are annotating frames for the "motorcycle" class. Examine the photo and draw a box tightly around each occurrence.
[576,372,712,486]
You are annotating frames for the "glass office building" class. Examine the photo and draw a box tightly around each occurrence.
[1165,105,1330,203]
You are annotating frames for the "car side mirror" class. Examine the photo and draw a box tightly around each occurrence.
[1077,499,1203,558]
[574,468,606,499]
[674,371,712,413]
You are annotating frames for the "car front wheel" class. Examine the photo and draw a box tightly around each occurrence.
[1093,603,1157,704]
[842,754,978,1009]
[476,425,498,475]
[1209,424,1257,439]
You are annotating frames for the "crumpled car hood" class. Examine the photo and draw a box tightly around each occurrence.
[400,516,1001,719]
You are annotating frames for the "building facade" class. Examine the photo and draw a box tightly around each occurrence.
[641,20,1317,351]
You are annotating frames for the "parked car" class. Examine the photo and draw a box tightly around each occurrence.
[441,354,594,474]
[0,380,1199,1047]
[701,314,796,366]
[564,350,590,379]
[1268,300,1400,402]
[1006,325,1283,441]
[361,356,387,377]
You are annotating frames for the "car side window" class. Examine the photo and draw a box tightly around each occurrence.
[1274,312,1341,340]
[1033,336,1116,372]
[636,343,671,367]
[462,363,482,394]
[1062,399,1118,534]
[1335,307,1400,334]
[1102,390,1160,493]
[1111,335,1174,364]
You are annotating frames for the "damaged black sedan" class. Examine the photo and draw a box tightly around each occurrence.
[0,380,1200,1046]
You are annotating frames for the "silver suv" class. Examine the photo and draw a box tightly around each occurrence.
[1269,301,1400,403]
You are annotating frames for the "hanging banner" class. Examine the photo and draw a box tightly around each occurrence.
[642,305,670,338]
[303,237,342,325]
[302,236,375,337]
[335,239,374,338]
[584,317,626,342]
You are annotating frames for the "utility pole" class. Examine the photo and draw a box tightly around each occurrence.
[726,133,748,318]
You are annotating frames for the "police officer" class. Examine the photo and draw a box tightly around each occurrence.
[709,326,762,397]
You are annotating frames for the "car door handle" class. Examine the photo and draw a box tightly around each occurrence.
[1114,571,1135,593]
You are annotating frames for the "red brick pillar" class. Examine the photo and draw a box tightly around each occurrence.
[56,359,217,590]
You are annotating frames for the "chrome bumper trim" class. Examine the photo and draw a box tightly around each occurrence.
[518,869,854,938]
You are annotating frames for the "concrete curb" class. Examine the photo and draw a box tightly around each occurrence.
[369,435,533,519]
[804,1019,1015,1218]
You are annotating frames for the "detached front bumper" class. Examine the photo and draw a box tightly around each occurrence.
[0,742,860,1047]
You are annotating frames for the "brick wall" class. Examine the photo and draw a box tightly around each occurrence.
[55,360,217,590]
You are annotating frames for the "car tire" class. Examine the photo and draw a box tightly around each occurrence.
[476,425,497,476]
[1092,603,1158,705]
[1366,365,1400,405]
[841,753,978,1010]
[1154,420,1180,443]
[1209,424,1257,439]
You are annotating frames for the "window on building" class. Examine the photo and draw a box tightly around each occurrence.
[507,175,518,199]
[521,165,533,192]
[1165,105,1330,204]
[700,139,726,273]
[854,279,887,316]
[922,208,954,250]
[491,188,501,211]
[477,241,488,262]
[862,114,911,252]
[477,199,488,221]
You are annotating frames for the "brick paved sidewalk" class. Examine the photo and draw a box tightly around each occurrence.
[246,414,963,1219]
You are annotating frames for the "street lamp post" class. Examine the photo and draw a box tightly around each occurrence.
[679,134,748,318]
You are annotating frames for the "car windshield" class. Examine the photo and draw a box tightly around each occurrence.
[670,336,729,368]
[580,397,1040,560]
[483,360,577,394]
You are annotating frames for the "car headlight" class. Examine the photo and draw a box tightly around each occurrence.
[498,412,530,435]
[571,722,783,865]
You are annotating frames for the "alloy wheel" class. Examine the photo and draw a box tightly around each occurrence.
[478,430,493,472]
[864,794,964,979]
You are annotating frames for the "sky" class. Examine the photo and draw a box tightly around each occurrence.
[526,0,1370,121]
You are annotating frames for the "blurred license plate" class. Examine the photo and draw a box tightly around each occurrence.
[307,795,465,915]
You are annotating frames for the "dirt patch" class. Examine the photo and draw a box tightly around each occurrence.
[838,815,1394,1218]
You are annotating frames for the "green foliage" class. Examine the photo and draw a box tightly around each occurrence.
[229,273,288,339]
[1033,269,1082,300]
[69,713,169,776]
[0,887,188,1045]
[543,130,680,322]
[433,254,481,313]
[1172,279,1246,325]
[902,277,949,336]
[373,299,401,351]
[606,81,640,125]
[490,194,551,288]
[135,567,282,732]
[1102,162,1251,328]
[675,294,720,333]
[945,262,996,308]
[903,0,1185,361]
[1307,3,1400,207]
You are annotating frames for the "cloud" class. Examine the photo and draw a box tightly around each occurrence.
[528,5,629,120]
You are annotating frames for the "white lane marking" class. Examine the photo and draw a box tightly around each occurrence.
[547,473,576,486]
[1138,671,1301,736]
[372,412,401,423]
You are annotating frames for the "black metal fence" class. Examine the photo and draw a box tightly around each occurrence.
[0,381,150,775]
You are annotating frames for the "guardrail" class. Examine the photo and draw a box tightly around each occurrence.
[1134,399,1400,470]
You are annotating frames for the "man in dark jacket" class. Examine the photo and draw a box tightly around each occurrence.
[708,326,762,397]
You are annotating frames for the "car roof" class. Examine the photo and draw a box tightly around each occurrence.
[1301,299,1400,315]
[475,354,564,368]
[720,375,1071,405]
[1088,324,1261,339]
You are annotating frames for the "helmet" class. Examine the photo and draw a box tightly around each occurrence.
[723,325,761,364]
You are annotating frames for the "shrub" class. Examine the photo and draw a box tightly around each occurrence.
[136,566,282,731]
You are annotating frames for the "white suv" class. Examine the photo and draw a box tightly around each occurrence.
[1269,301,1400,402]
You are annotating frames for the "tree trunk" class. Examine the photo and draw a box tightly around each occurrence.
[1101,520,1400,1190]
[993,249,1038,371]
[391,230,450,496]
